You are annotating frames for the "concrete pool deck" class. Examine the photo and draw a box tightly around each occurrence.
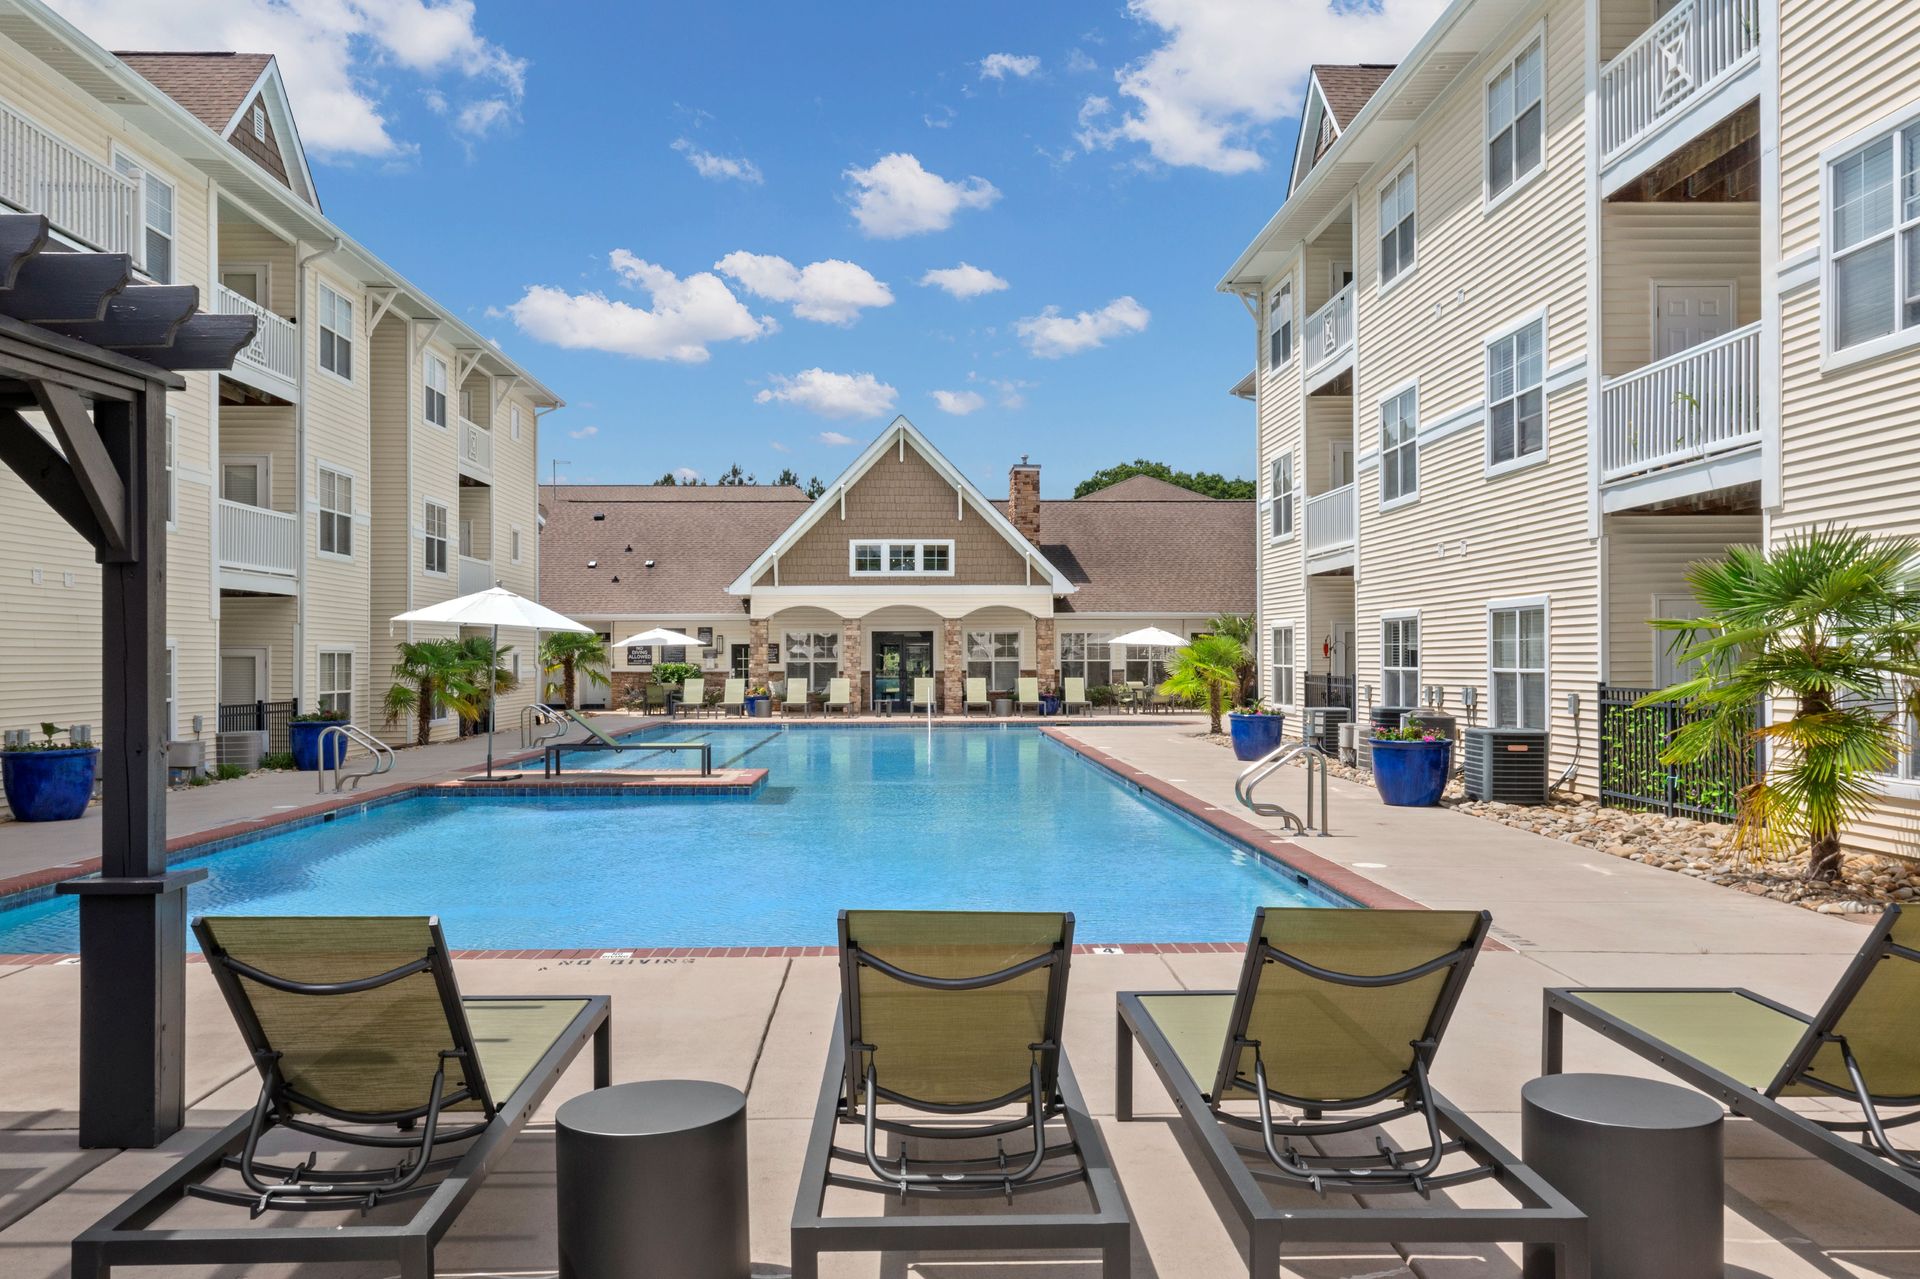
[0,724,1915,1275]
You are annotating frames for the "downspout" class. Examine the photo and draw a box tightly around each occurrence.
[535,405,558,604]
[293,236,343,709]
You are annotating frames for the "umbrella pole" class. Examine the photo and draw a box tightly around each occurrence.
[487,622,498,779]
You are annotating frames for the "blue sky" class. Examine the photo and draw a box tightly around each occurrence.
[58,0,1442,496]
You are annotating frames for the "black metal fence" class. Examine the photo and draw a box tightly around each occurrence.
[1597,684,1755,822]
[217,699,298,754]
[1304,673,1357,711]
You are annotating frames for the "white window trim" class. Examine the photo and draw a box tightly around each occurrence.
[1481,306,1551,478]
[1269,623,1297,708]
[1381,608,1421,708]
[1265,274,1297,377]
[1482,22,1548,215]
[847,538,958,577]
[1268,451,1297,544]
[1376,375,1420,510]
[1485,595,1552,731]
[422,498,450,577]
[510,525,524,564]
[163,412,179,531]
[314,460,355,562]
[1376,151,1419,298]
[316,280,354,385]
[423,352,450,429]
[316,646,355,721]
[163,640,178,739]
[110,143,174,283]
[1057,630,1115,684]
[1819,99,1920,371]
[510,404,524,442]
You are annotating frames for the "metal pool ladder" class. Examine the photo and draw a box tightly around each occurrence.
[316,723,396,793]
[1234,740,1330,836]
[519,701,567,750]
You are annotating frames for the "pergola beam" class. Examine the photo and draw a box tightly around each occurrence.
[32,377,129,557]
[42,283,199,350]
[125,313,258,371]
[0,249,131,323]
[0,405,107,545]
[0,212,49,288]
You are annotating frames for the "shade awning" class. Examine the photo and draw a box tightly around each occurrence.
[390,587,591,633]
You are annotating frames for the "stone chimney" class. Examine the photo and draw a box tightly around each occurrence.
[1009,456,1041,544]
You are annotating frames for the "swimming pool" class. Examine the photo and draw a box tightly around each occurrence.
[0,726,1349,951]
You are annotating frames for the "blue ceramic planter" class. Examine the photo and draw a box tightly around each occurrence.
[1370,739,1452,806]
[1228,711,1287,761]
[2,746,99,821]
[288,719,349,771]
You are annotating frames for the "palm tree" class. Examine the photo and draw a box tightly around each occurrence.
[383,639,483,746]
[541,631,608,709]
[1650,527,1920,881]
[1160,633,1246,735]
[453,635,515,736]
[1208,612,1258,705]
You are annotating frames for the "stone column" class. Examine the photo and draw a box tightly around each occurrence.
[840,617,863,710]
[748,618,769,690]
[1034,616,1057,695]
[943,618,965,714]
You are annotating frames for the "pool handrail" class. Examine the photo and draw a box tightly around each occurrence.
[519,702,567,750]
[316,723,395,794]
[1234,739,1329,836]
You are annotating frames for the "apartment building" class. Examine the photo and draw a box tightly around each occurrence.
[1229,0,1920,852]
[0,0,558,762]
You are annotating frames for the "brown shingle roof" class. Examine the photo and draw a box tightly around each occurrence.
[116,52,272,133]
[994,496,1256,615]
[1074,474,1217,502]
[1313,64,1395,129]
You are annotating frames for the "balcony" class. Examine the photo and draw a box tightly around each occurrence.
[1599,0,1761,162]
[1304,283,1354,386]
[213,284,299,402]
[218,499,298,594]
[1304,484,1356,563]
[458,416,492,482]
[0,99,137,254]
[459,555,495,595]
[1600,321,1761,485]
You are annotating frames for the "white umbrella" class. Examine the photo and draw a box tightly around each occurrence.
[609,626,707,649]
[1107,626,1188,649]
[391,586,592,778]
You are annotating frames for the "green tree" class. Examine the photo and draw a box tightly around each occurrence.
[1207,612,1258,705]
[1160,633,1247,735]
[773,467,801,488]
[540,631,609,709]
[1073,459,1256,501]
[717,463,754,486]
[383,639,483,746]
[652,471,678,486]
[805,475,826,499]
[1651,527,1920,881]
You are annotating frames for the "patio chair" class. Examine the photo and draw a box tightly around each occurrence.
[1116,907,1587,1277]
[1120,681,1146,713]
[781,683,812,716]
[963,676,990,717]
[1063,676,1091,717]
[643,682,670,715]
[1545,902,1920,1212]
[679,677,707,718]
[825,677,855,715]
[719,677,747,716]
[73,915,610,1279]
[1016,676,1042,715]
[791,910,1131,1278]
[909,676,938,714]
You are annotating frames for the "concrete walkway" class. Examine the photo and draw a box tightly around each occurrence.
[0,725,1914,1276]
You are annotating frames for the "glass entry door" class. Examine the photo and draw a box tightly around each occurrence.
[871,631,935,710]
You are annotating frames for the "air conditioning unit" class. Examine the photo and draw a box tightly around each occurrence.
[217,731,265,771]
[1357,705,1413,769]
[1302,706,1349,756]
[1461,727,1550,804]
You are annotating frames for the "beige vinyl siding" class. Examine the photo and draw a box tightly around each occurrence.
[219,598,297,701]
[218,406,297,510]
[1600,203,1762,377]
[1303,396,1353,493]
[1602,514,1760,687]
[302,261,373,729]
[1306,577,1356,678]
[216,219,296,318]
[1595,0,1659,63]
[1257,268,1307,706]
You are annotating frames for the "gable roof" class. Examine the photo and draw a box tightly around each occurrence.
[724,416,1075,595]
[1075,474,1217,502]
[993,494,1255,615]
[1316,64,1396,128]
[117,51,318,208]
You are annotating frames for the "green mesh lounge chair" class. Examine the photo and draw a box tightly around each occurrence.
[1546,902,1920,1211]
[73,916,610,1279]
[791,910,1131,1278]
[1117,908,1587,1278]
[963,676,990,717]
[1016,676,1043,715]
[909,676,938,714]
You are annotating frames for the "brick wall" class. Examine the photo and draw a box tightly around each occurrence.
[1009,463,1041,544]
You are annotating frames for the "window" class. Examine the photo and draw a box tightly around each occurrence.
[112,152,174,282]
[1382,616,1420,707]
[1271,627,1296,705]
[1125,646,1171,688]
[1379,159,1417,286]
[1267,280,1294,369]
[1269,452,1294,538]
[1842,680,1920,781]
[423,354,449,428]
[967,631,1021,691]
[785,631,840,693]
[1490,604,1548,729]
[1380,385,1418,503]
[318,649,353,720]
[511,404,523,442]
[849,540,955,575]
[1060,632,1113,685]
[317,465,352,557]
[163,413,177,528]
[1486,317,1545,468]
[423,501,449,574]
[510,527,522,563]
[1828,121,1920,354]
[318,283,353,380]
[1486,34,1544,204]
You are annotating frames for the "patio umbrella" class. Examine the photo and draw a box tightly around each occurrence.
[1106,626,1188,649]
[608,626,707,649]
[391,586,593,778]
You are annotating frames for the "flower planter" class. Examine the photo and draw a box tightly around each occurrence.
[1370,739,1452,807]
[1227,712,1287,761]
[288,719,348,772]
[1,747,99,821]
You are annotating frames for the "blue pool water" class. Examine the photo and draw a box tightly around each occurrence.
[0,727,1347,951]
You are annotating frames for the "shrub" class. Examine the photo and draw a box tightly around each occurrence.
[1087,684,1118,708]
[259,751,296,770]
[652,662,701,689]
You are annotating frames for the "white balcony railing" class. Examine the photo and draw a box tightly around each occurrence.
[1601,321,1761,481]
[459,555,495,595]
[1598,0,1761,159]
[212,284,298,389]
[0,99,137,253]
[458,417,492,476]
[218,500,298,577]
[1304,484,1356,555]
[1304,283,1355,374]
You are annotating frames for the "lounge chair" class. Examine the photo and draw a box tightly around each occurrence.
[825,676,855,715]
[1116,908,1587,1277]
[73,915,609,1279]
[1545,902,1920,1212]
[1063,676,1091,717]
[909,676,938,714]
[718,677,747,716]
[678,677,707,718]
[790,910,1131,1278]
[781,683,812,716]
[1016,676,1042,715]
[963,676,990,717]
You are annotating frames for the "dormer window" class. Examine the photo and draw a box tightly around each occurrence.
[849,539,955,576]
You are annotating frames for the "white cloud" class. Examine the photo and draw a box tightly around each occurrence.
[567,425,599,439]
[1076,0,1443,173]
[988,377,1031,409]
[843,153,999,238]
[1015,296,1150,358]
[714,252,893,325]
[506,251,775,363]
[919,263,1010,299]
[769,440,792,453]
[1065,48,1099,75]
[979,52,1041,80]
[671,138,764,184]
[46,0,526,161]
[755,369,898,421]
[816,431,858,446]
[931,389,987,415]
[672,466,703,483]
[923,104,957,129]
